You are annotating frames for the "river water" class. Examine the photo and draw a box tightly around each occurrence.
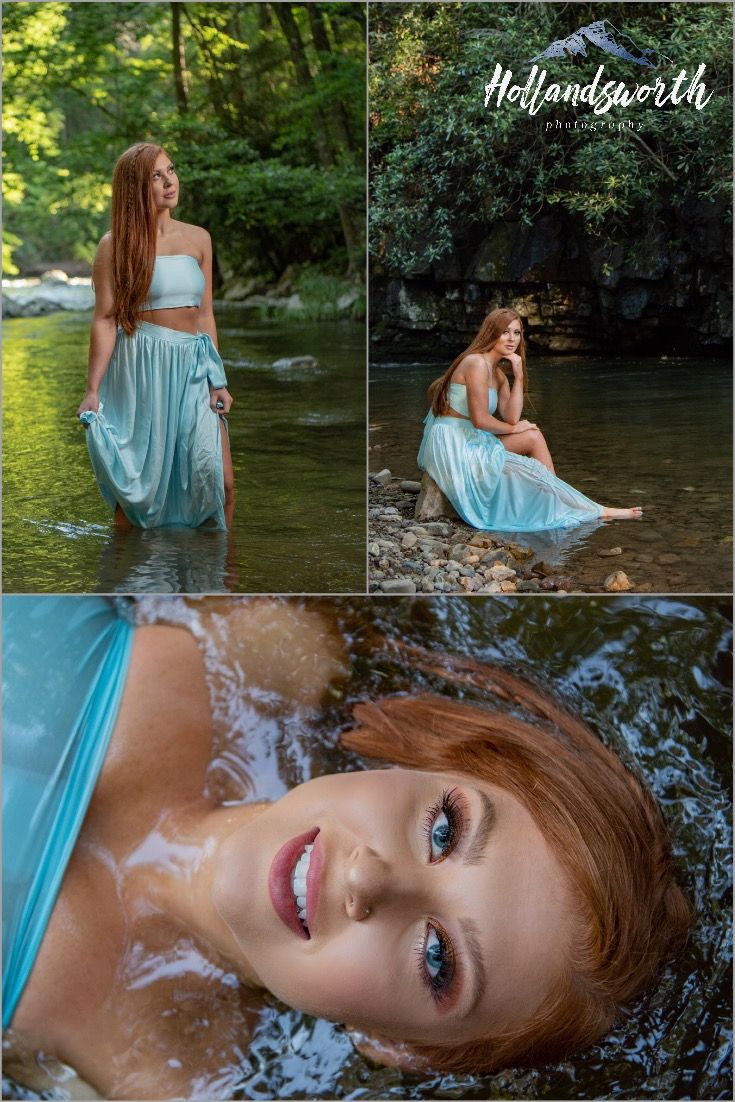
[369,357,732,593]
[5,595,728,1100]
[2,309,366,593]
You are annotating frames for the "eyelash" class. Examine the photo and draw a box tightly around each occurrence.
[422,787,465,864]
[414,921,457,1004]
[416,788,467,1002]
[153,166,176,178]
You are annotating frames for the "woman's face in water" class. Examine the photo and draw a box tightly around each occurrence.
[213,769,571,1048]
[151,151,179,211]
[492,318,522,357]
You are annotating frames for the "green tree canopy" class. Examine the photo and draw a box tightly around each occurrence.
[3,2,365,280]
[370,1,732,273]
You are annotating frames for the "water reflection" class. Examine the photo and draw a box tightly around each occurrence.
[2,596,730,1099]
[3,310,366,593]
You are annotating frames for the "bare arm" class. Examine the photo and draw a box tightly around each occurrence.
[196,229,233,415]
[463,358,535,435]
[495,354,524,425]
[77,237,116,416]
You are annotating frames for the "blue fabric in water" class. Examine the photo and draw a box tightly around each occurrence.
[80,320,227,529]
[2,596,135,1028]
[417,382,603,531]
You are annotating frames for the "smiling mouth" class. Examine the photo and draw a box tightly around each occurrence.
[268,827,320,940]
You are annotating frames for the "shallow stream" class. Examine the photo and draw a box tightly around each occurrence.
[2,309,366,593]
[369,358,732,593]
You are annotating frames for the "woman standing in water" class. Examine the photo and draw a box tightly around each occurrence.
[3,597,688,1099]
[76,142,235,529]
[418,307,642,530]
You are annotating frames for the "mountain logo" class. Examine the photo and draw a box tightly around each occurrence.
[530,20,672,68]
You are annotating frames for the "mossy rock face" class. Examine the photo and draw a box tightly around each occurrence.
[415,472,458,521]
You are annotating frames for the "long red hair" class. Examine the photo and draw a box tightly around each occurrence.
[110,142,164,334]
[341,646,690,1073]
[428,307,528,416]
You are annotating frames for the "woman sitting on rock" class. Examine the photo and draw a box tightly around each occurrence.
[418,307,641,531]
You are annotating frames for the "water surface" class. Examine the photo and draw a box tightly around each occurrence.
[6,595,726,1100]
[369,358,732,593]
[3,309,366,593]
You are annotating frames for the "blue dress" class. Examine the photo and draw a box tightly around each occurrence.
[2,596,135,1026]
[80,255,228,529]
[417,382,603,531]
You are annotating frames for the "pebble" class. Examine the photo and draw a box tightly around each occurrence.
[634,553,654,563]
[400,480,422,493]
[597,547,623,557]
[422,522,454,537]
[401,532,419,549]
[604,570,635,592]
[488,564,517,581]
[517,579,541,593]
[370,469,392,485]
[657,553,680,564]
[380,579,416,594]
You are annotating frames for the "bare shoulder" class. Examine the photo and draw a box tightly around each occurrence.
[178,221,211,257]
[94,233,113,263]
[454,353,488,384]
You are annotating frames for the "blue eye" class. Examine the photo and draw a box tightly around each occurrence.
[416,921,456,1002]
[430,812,451,858]
[425,927,444,979]
[423,788,464,863]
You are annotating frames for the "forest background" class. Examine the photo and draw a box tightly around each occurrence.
[3,1,366,316]
[370,1,732,354]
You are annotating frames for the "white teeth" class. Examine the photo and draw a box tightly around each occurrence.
[290,844,314,932]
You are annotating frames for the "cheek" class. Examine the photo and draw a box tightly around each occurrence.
[264,936,396,1027]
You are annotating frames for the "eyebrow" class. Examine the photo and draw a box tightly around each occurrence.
[459,915,487,1020]
[456,789,495,1017]
[463,788,496,865]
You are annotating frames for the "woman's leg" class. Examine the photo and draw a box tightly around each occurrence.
[220,418,235,528]
[500,427,555,473]
[114,505,134,529]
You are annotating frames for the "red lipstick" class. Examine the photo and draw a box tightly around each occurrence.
[268,828,320,939]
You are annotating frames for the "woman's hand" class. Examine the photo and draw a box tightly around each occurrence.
[210,387,233,415]
[507,353,523,379]
[511,419,537,434]
[76,391,100,418]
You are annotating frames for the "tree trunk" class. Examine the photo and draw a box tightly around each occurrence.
[171,2,189,114]
[270,3,361,274]
[306,4,353,155]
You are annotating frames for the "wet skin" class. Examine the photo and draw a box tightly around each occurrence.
[213,768,573,1046]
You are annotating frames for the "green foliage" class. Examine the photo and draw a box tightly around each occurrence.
[3,2,365,279]
[370,1,732,271]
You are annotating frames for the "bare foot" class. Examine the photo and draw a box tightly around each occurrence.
[114,504,134,530]
[601,506,643,519]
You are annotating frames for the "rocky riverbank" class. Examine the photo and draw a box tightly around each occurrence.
[3,264,364,321]
[369,474,638,595]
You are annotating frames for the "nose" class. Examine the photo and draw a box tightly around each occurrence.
[344,844,393,921]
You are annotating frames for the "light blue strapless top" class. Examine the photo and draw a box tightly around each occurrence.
[146,254,205,310]
[448,381,497,417]
[2,596,135,1027]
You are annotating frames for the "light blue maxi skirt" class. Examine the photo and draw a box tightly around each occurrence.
[81,321,227,529]
[417,412,603,531]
